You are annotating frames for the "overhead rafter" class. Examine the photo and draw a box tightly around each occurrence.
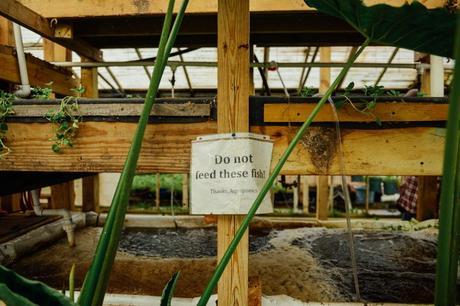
[0,0,101,61]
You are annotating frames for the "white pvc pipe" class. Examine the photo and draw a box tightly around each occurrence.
[430,55,444,97]
[12,23,31,98]
[31,189,76,246]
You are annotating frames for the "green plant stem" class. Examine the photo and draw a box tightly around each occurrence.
[435,15,460,306]
[197,38,370,306]
[77,1,189,305]
[69,264,75,303]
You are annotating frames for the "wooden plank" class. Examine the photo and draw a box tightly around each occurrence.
[17,0,446,18]
[264,102,449,123]
[11,102,211,118]
[0,122,444,175]
[0,45,78,95]
[0,16,14,46]
[217,0,250,305]
[0,0,101,60]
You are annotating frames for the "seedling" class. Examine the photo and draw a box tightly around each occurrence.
[0,91,15,157]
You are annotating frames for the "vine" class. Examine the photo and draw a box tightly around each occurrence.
[45,86,84,153]
[0,91,15,157]
[334,82,385,126]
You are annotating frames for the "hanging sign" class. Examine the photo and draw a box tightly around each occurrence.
[190,133,273,215]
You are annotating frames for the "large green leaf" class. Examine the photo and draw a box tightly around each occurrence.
[0,265,74,306]
[305,0,456,58]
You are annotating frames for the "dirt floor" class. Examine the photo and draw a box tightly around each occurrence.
[9,226,449,303]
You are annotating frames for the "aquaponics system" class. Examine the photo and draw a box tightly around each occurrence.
[0,0,458,305]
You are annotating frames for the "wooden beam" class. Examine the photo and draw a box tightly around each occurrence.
[264,102,448,123]
[0,0,101,60]
[0,122,444,175]
[0,16,14,46]
[0,45,78,95]
[217,0,250,305]
[17,0,446,18]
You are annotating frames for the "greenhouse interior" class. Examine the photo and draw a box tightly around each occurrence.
[0,0,459,305]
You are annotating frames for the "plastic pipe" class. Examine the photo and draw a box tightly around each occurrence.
[31,189,75,247]
[12,23,31,98]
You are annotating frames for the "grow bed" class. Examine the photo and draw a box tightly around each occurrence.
[8,225,453,303]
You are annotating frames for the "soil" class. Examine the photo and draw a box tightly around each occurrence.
[9,226,452,303]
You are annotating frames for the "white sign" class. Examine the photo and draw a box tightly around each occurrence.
[190,133,273,215]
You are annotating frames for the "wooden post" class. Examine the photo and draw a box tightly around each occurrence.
[50,182,75,210]
[365,176,370,214]
[80,55,100,212]
[82,175,99,212]
[155,173,161,210]
[0,17,14,46]
[0,193,21,212]
[417,176,439,220]
[45,40,78,211]
[217,0,250,305]
[416,55,442,220]
[316,47,331,221]
[182,174,189,208]
[301,176,309,214]
[43,39,71,62]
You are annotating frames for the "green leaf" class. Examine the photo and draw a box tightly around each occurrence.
[52,144,61,153]
[304,0,456,58]
[160,272,180,306]
[0,265,74,306]
[0,283,36,306]
[0,122,8,131]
